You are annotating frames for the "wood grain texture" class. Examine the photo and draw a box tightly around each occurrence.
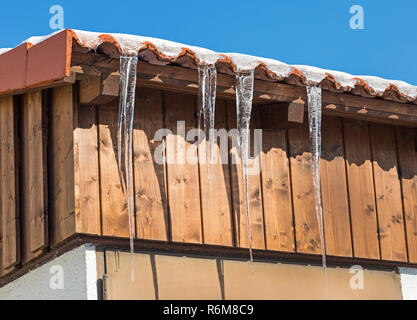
[0,96,20,271]
[343,119,379,259]
[133,88,169,241]
[227,101,265,250]
[288,120,321,254]
[164,92,202,243]
[74,57,417,125]
[370,123,407,262]
[98,100,129,237]
[21,91,48,263]
[320,116,352,257]
[261,127,295,252]
[198,100,233,246]
[396,126,417,263]
[50,85,76,245]
[74,102,101,235]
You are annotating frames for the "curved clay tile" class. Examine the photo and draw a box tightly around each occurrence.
[215,54,236,75]
[137,41,173,65]
[319,73,345,92]
[351,78,376,98]
[320,79,345,93]
[284,67,306,86]
[96,34,122,58]
[381,84,411,103]
[254,62,280,81]
[171,48,199,68]
[5,29,417,104]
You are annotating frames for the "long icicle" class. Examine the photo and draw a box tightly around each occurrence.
[118,55,138,282]
[307,85,327,298]
[198,64,217,181]
[197,65,207,135]
[208,65,217,165]
[236,70,255,262]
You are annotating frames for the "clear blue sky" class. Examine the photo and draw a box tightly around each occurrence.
[1,0,416,85]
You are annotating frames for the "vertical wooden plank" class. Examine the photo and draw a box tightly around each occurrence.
[320,116,352,257]
[0,96,20,271]
[369,123,407,261]
[288,120,321,254]
[260,127,295,252]
[343,119,379,260]
[227,101,265,250]
[50,85,76,245]
[397,126,417,263]
[133,88,169,241]
[198,100,233,246]
[98,100,129,237]
[74,101,101,235]
[21,91,48,263]
[164,92,202,244]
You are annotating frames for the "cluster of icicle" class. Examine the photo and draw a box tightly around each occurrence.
[117,55,327,291]
[306,85,327,299]
[198,64,256,262]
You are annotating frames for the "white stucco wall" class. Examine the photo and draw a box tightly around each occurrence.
[398,267,417,300]
[0,244,97,300]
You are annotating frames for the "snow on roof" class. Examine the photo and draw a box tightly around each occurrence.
[1,29,417,104]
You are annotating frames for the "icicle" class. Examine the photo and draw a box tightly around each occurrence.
[197,65,207,133]
[118,55,138,282]
[208,65,217,165]
[236,70,255,262]
[307,85,327,298]
[198,64,217,180]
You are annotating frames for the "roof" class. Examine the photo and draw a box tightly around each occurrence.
[0,28,416,105]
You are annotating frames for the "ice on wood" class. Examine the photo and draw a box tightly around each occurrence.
[198,64,217,167]
[236,70,255,262]
[118,55,138,281]
[307,85,327,297]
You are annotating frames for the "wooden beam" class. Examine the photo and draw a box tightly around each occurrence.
[164,92,203,244]
[79,74,119,105]
[98,100,129,237]
[320,116,353,257]
[396,126,417,263]
[0,96,20,273]
[343,119,380,260]
[261,126,295,252]
[288,98,305,123]
[50,85,77,246]
[227,101,265,250]
[260,100,305,130]
[74,103,101,236]
[0,72,76,99]
[21,91,49,263]
[70,54,417,126]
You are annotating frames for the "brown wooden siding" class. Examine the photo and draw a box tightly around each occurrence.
[2,84,417,278]
[0,96,20,275]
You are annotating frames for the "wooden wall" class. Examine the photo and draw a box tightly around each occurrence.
[81,87,417,263]
[2,84,417,278]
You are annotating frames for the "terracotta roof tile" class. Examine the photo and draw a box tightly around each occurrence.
[1,28,416,105]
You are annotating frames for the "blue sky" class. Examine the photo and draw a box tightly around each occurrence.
[0,0,416,85]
